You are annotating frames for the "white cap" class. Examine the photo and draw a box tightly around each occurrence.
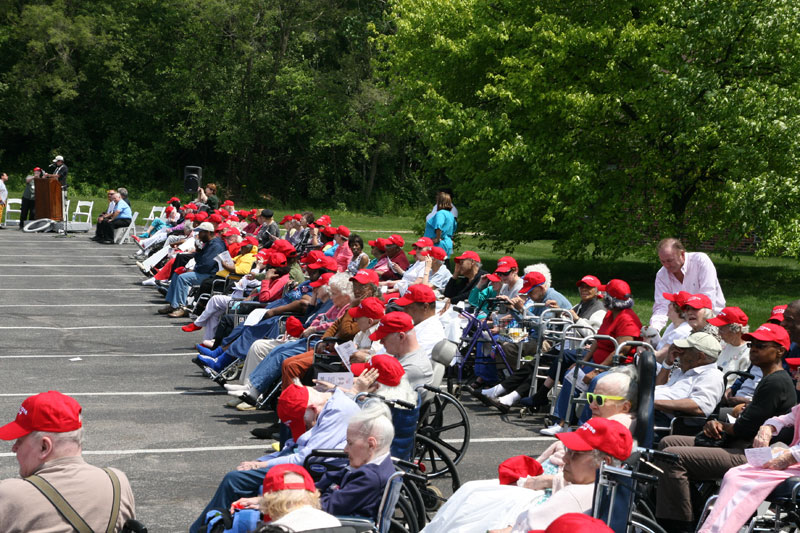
[54,155,64,162]
[194,222,215,232]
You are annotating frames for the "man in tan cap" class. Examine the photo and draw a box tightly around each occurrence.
[0,390,135,532]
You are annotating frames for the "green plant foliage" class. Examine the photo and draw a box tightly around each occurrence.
[380,0,800,258]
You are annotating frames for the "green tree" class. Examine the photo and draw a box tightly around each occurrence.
[380,0,800,257]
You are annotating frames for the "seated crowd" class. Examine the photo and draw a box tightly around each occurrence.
[124,193,800,533]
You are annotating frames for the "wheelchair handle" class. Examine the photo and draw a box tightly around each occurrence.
[635,447,679,464]
[602,464,659,484]
[358,392,416,410]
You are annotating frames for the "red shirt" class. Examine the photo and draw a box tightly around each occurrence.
[593,309,642,364]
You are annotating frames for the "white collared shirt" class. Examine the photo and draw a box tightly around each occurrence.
[655,362,725,417]
[414,314,445,358]
[651,252,726,330]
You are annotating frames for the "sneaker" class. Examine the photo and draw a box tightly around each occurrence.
[158,305,176,315]
[136,261,149,275]
[236,402,256,411]
[168,308,187,318]
[539,423,568,436]
[181,323,202,332]
[225,398,243,408]
[224,384,248,391]
[142,278,156,286]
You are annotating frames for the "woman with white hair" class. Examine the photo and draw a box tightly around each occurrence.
[708,307,750,386]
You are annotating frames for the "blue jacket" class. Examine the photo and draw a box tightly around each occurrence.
[318,454,395,519]
[194,236,227,275]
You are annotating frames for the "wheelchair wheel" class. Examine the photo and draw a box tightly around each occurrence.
[397,482,426,532]
[630,512,667,533]
[417,391,471,466]
[412,434,461,493]
[22,218,54,233]
[220,359,243,382]
[390,493,419,533]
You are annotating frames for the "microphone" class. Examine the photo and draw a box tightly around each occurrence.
[48,163,56,168]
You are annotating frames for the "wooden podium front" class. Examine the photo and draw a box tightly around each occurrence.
[34,178,63,221]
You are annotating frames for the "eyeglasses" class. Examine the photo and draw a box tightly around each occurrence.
[498,271,512,277]
[748,340,776,350]
[586,392,625,406]
[565,449,594,458]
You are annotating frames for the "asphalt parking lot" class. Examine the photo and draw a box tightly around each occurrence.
[0,229,556,532]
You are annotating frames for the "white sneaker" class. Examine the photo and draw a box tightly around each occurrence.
[227,390,247,397]
[224,384,248,392]
[539,423,568,436]
[142,278,156,286]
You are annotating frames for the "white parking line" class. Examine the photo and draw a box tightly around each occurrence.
[0,264,135,267]
[0,303,155,307]
[0,275,141,277]
[0,325,179,330]
[0,437,553,458]
[1,288,148,291]
[1,353,194,358]
[0,391,220,397]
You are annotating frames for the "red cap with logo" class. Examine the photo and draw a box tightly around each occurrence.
[454,250,480,262]
[300,250,324,265]
[683,293,712,310]
[348,296,385,320]
[271,239,297,258]
[556,417,633,461]
[494,256,518,274]
[708,306,749,327]
[520,271,546,294]
[743,323,791,351]
[528,513,614,533]
[413,237,434,249]
[599,279,632,301]
[394,284,437,306]
[770,304,788,323]
[310,272,335,288]
[308,255,338,271]
[369,311,415,341]
[388,234,405,247]
[242,236,258,247]
[221,227,241,237]
[351,354,405,386]
[663,290,693,308]
[277,385,310,442]
[350,269,380,285]
[0,391,82,441]
[279,214,293,225]
[337,225,350,238]
[420,247,447,260]
[576,275,602,288]
[220,200,234,207]
[321,226,338,237]
[497,455,543,485]
[262,464,316,494]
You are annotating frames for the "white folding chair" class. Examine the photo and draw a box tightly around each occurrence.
[143,206,165,225]
[71,200,94,223]
[114,212,139,244]
[3,198,22,226]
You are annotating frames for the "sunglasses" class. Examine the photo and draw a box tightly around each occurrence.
[748,340,777,350]
[497,271,513,277]
[586,392,624,406]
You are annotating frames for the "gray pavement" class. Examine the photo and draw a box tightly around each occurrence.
[0,229,555,532]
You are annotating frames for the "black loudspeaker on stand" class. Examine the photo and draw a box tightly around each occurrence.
[183,166,202,194]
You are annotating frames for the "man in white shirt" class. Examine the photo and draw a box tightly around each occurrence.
[651,238,725,330]
[654,332,724,426]
[394,284,446,357]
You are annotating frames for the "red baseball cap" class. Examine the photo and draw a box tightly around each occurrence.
[285,316,306,338]
[216,222,232,232]
[708,306,749,327]
[168,196,180,203]
[165,206,175,214]
[420,247,447,261]
[220,200,234,207]
[388,234,405,247]
[486,273,501,282]
[221,227,241,237]
[376,238,390,251]
[743,323,791,351]
[576,275,602,288]
[520,271,546,294]
[337,225,350,238]
[348,296,385,320]
[186,202,199,210]
[300,250,324,265]
[413,237,434,249]
[394,284,437,306]
[497,455,543,485]
[310,272,335,288]
[683,293,712,310]
[351,354,405,386]
[0,391,82,441]
[194,212,209,222]
[184,213,196,221]
[293,213,303,221]
[369,311,415,341]
[242,236,258,247]
[350,269,380,285]
[455,250,481,262]
[663,290,693,308]
[314,215,332,226]
[556,417,633,461]
[770,304,788,323]
[228,215,240,222]
[266,252,287,268]
[262,464,316,494]
[308,256,338,271]
[529,513,614,533]
[277,384,310,442]
[207,214,223,225]
[599,279,632,301]
[279,214,293,225]
[495,256,518,273]
[321,226,338,237]
[271,239,297,257]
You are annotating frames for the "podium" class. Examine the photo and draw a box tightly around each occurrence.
[34,178,63,221]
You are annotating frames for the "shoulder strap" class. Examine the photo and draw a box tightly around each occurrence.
[25,474,94,533]
[103,468,121,533]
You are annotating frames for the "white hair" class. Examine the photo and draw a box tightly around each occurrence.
[29,428,84,448]
[348,400,394,455]
[328,272,354,298]
[524,263,551,290]
[598,367,638,409]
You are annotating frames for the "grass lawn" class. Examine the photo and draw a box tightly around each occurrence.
[5,189,797,327]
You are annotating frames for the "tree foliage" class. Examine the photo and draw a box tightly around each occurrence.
[380,0,800,257]
[0,0,427,209]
